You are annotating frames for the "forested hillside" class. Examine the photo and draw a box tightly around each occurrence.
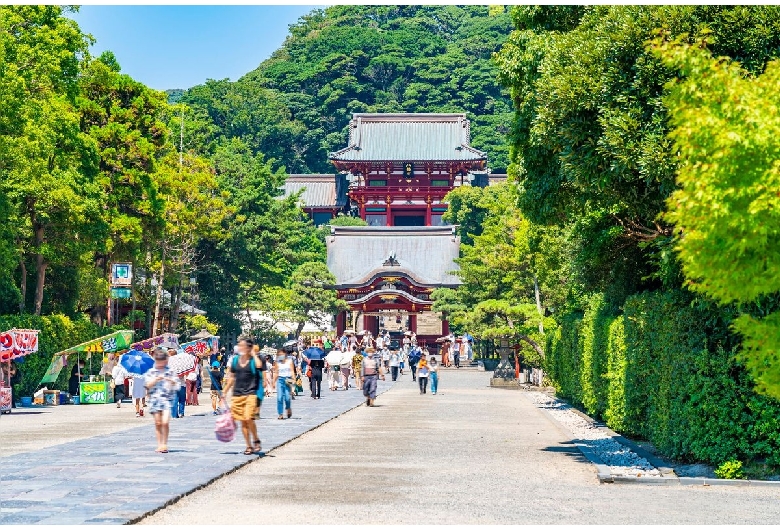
[177,5,514,173]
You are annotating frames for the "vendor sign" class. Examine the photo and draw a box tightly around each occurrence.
[131,332,179,352]
[180,336,218,358]
[0,329,40,362]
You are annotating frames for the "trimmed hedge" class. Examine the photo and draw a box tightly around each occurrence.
[0,314,117,398]
[545,290,780,467]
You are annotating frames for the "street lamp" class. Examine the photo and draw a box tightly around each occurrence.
[490,336,518,388]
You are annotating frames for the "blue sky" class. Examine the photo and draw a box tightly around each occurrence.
[69,5,323,90]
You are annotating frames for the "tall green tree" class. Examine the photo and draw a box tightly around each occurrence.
[0,6,102,315]
[656,38,780,399]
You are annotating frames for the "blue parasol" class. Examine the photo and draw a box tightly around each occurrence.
[464,333,474,342]
[302,346,324,361]
[119,349,155,375]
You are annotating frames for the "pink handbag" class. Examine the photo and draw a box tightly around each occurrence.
[214,402,235,443]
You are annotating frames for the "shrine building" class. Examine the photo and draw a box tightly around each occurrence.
[324,113,489,346]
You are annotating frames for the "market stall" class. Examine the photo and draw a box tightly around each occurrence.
[41,330,135,405]
[1,329,40,413]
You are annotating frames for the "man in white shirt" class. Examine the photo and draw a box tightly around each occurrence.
[111,363,127,408]
[375,334,384,351]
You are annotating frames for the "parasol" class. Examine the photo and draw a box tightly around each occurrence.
[190,328,214,340]
[303,346,324,361]
[325,350,343,367]
[119,349,155,375]
[343,329,356,335]
[404,331,413,336]
[167,352,198,377]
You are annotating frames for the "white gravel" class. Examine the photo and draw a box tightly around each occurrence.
[525,391,661,477]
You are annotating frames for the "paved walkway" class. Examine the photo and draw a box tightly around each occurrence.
[0,379,393,525]
[142,371,780,525]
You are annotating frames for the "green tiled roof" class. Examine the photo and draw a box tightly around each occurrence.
[329,113,487,163]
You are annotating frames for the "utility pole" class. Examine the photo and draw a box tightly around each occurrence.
[179,106,184,170]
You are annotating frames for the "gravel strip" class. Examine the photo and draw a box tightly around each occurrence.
[525,391,661,477]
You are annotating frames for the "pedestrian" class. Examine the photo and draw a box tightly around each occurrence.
[273,348,295,420]
[68,359,85,398]
[168,349,187,418]
[351,345,363,390]
[409,346,421,382]
[208,361,223,415]
[399,349,406,375]
[144,347,179,453]
[429,355,439,395]
[360,347,385,407]
[389,349,400,381]
[185,360,198,405]
[327,359,341,391]
[263,355,274,397]
[452,339,461,369]
[223,337,264,455]
[417,354,429,394]
[251,345,265,421]
[132,374,146,417]
[441,340,451,368]
[304,339,325,399]
[111,362,127,408]
[382,347,390,372]
[339,345,351,390]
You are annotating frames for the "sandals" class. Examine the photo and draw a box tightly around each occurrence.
[156,446,168,453]
[286,409,292,419]
[253,440,262,453]
[278,415,284,420]
[243,448,254,455]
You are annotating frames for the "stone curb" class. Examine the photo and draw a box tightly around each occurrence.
[128,383,394,524]
[524,391,780,488]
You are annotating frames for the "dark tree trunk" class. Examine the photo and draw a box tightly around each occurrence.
[170,275,182,332]
[18,256,26,314]
[33,225,46,316]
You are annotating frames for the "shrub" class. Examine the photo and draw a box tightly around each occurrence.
[579,293,613,418]
[547,288,780,468]
[715,460,746,480]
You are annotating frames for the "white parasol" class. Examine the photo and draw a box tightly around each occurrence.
[167,353,197,377]
[325,350,343,367]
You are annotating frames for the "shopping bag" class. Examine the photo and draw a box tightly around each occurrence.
[214,402,235,443]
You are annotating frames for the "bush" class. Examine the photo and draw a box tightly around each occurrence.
[579,294,613,418]
[545,288,780,468]
[715,460,746,480]
[0,314,116,397]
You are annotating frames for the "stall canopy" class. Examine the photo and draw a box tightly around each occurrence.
[40,330,135,385]
[53,330,135,357]
[0,329,40,362]
[179,336,219,358]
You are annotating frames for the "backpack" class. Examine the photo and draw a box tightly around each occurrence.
[232,355,264,399]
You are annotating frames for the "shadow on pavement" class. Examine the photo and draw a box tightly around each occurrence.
[541,441,590,464]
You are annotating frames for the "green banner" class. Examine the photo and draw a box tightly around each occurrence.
[53,330,135,357]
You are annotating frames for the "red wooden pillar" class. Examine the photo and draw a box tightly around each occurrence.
[386,197,393,226]
[442,317,450,336]
[337,311,346,336]
[409,314,417,334]
[425,197,432,226]
[359,200,366,221]
[363,314,371,335]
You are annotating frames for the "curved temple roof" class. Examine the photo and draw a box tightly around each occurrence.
[329,113,487,163]
[326,226,462,287]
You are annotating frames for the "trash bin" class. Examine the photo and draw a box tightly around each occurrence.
[72,395,80,405]
[20,396,33,407]
[59,392,69,405]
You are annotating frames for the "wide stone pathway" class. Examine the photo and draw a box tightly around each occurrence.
[0,379,392,525]
[142,371,780,525]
